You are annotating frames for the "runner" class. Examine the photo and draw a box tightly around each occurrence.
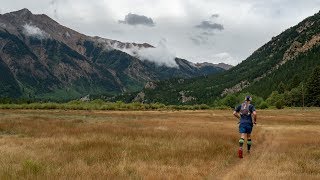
[233,96,257,158]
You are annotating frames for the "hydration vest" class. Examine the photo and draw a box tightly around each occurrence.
[240,102,251,116]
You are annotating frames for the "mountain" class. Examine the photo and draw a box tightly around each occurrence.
[194,62,232,74]
[136,11,320,105]
[195,62,233,70]
[0,8,225,100]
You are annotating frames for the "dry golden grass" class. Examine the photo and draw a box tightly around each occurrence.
[0,109,319,179]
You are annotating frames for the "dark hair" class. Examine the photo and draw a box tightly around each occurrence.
[245,96,252,101]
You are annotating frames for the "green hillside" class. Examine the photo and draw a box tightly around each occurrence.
[138,11,320,106]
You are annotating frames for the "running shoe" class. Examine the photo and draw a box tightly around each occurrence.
[238,148,243,158]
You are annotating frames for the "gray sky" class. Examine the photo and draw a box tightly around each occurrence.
[1,0,320,65]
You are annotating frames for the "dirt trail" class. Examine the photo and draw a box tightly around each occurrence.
[218,124,282,180]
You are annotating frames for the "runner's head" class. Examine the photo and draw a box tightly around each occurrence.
[245,96,252,102]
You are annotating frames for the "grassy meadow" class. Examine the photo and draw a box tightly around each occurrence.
[0,109,319,179]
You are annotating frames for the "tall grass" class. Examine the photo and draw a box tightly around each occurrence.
[0,109,319,179]
[0,110,237,179]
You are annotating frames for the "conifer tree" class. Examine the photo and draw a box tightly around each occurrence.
[306,66,320,106]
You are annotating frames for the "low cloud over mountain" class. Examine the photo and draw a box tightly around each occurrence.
[23,24,49,39]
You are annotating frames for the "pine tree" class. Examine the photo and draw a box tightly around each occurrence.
[306,66,320,106]
[278,81,286,94]
[290,75,301,89]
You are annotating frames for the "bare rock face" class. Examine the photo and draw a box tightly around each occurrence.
[179,91,196,103]
[80,95,90,102]
[214,63,233,70]
[296,21,315,33]
[133,92,145,102]
[144,82,157,89]
[195,62,233,70]
[178,79,184,84]
[221,81,250,96]
[282,41,303,64]
[283,35,320,64]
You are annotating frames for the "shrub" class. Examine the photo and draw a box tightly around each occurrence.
[198,104,210,110]
[214,105,231,110]
[275,100,285,109]
[258,101,269,109]
[221,94,238,108]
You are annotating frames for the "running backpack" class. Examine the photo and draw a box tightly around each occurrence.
[240,103,251,116]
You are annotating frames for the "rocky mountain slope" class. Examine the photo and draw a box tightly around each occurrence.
[0,9,226,100]
[136,11,320,105]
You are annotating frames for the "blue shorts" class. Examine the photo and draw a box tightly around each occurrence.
[239,123,253,134]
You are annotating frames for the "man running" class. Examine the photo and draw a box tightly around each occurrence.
[233,96,257,158]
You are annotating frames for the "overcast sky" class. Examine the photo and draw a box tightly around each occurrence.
[1,0,320,65]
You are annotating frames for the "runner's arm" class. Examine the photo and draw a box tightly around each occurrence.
[252,111,257,124]
[233,111,240,119]
[233,105,241,120]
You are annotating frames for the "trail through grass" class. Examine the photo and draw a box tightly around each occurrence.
[0,109,319,179]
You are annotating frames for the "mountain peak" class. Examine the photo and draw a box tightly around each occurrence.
[9,8,32,16]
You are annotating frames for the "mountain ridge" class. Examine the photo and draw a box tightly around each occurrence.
[0,8,228,100]
[135,10,320,105]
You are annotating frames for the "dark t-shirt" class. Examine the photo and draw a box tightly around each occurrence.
[235,103,256,124]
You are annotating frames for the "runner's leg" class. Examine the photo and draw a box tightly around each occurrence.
[239,133,245,147]
[238,133,245,158]
[247,134,252,152]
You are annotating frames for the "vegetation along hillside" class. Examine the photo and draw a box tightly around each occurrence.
[134,11,320,107]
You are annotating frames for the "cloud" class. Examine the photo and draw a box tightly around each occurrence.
[1,0,318,66]
[195,21,224,31]
[111,30,124,34]
[191,14,223,45]
[190,35,209,45]
[137,39,177,67]
[22,24,49,39]
[202,32,215,36]
[49,0,56,5]
[96,38,177,67]
[212,52,237,65]
[211,14,219,18]
[118,13,155,27]
[49,0,59,19]
[190,37,202,45]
